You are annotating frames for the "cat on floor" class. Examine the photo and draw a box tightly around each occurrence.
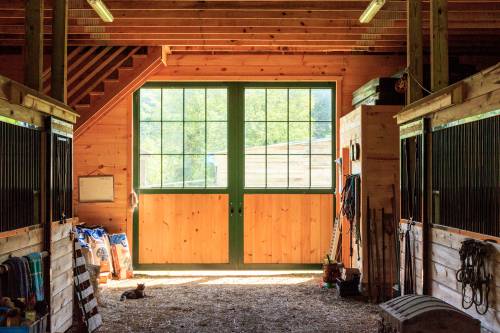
[120,283,146,301]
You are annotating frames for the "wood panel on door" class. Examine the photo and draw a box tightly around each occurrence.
[138,194,229,264]
[244,194,333,264]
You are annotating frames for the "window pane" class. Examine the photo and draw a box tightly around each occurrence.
[245,122,266,154]
[140,89,161,121]
[162,88,183,121]
[267,122,287,154]
[311,122,332,154]
[207,122,227,154]
[162,155,183,187]
[289,89,310,121]
[184,122,205,154]
[140,155,161,188]
[162,122,183,154]
[311,155,332,187]
[184,155,205,187]
[207,154,227,187]
[245,155,265,187]
[140,122,161,154]
[267,89,288,121]
[245,89,265,121]
[311,89,332,121]
[207,89,227,120]
[289,122,309,154]
[267,155,287,187]
[289,155,310,188]
[185,89,205,121]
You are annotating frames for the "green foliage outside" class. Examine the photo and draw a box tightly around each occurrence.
[139,87,332,188]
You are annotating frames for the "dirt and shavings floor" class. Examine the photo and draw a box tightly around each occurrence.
[97,272,381,333]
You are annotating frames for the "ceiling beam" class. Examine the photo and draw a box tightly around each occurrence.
[5,0,500,11]
[2,17,499,29]
[1,9,499,21]
[2,24,500,35]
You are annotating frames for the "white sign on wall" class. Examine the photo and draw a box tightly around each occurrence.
[78,176,114,203]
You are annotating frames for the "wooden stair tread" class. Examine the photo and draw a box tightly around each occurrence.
[89,91,105,96]
[75,46,167,136]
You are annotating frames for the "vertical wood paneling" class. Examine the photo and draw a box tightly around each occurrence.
[243,194,333,264]
[340,105,401,293]
[73,95,133,236]
[138,194,229,264]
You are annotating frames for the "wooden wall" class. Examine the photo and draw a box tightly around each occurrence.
[73,95,133,243]
[400,224,500,333]
[244,194,333,264]
[339,105,400,295]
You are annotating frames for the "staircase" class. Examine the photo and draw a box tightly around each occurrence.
[43,46,168,137]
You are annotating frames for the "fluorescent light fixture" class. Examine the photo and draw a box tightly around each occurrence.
[359,0,386,23]
[87,0,114,22]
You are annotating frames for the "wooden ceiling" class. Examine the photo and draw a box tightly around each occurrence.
[1,0,499,54]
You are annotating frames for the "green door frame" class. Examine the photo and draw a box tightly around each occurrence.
[133,82,336,270]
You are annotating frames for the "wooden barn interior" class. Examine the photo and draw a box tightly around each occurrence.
[0,0,498,332]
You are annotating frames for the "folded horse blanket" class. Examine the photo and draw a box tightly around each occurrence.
[1,257,31,300]
[26,253,44,302]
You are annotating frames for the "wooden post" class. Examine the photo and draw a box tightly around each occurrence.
[51,0,68,103]
[406,0,423,104]
[421,118,431,295]
[430,0,449,91]
[24,0,44,91]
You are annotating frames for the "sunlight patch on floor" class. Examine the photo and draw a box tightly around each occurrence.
[105,277,204,289]
[133,270,321,277]
[200,276,314,285]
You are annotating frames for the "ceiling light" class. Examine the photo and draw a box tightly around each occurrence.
[87,0,114,23]
[359,0,386,23]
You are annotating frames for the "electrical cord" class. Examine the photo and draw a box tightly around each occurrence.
[404,67,433,95]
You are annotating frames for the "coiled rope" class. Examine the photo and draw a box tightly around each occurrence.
[456,239,491,315]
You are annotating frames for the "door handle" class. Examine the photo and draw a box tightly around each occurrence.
[238,202,243,215]
[230,202,234,215]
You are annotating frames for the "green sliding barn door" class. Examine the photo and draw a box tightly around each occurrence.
[133,83,336,269]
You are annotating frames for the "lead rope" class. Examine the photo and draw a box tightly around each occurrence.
[403,138,416,294]
[456,239,491,315]
[403,224,415,295]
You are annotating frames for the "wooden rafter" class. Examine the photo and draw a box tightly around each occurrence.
[2,0,499,54]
